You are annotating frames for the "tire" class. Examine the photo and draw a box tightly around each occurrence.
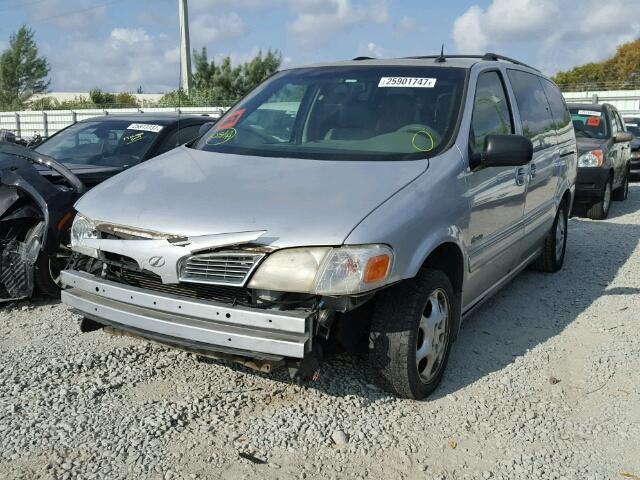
[33,252,62,298]
[612,171,629,201]
[25,223,67,298]
[586,177,612,220]
[531,200,568,273]
[369,268,459,400]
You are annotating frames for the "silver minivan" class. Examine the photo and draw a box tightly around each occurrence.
[61,54,577,399]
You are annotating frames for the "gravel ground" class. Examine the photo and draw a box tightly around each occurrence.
[2,186,640,480]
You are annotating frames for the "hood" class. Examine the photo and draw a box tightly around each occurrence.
[576,137,608,156]
[76,147,428,248]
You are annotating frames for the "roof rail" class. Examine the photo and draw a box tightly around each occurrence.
[403,53,540,72]
[481,52,540,72]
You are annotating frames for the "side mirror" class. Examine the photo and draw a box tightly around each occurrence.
[614,132,633,143]
[475,134,533,168]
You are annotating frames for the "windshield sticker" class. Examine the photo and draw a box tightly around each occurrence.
[586,117,601,127]
[206,128,236,146]
[577,110,601,117]
[379,77,437,88]
[626,123,638,127]
[216,108,246,130]
[122,132,146,144]
[412,130,435,152]
[127,123,164,133]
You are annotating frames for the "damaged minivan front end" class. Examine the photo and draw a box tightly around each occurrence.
[62,210,397,379]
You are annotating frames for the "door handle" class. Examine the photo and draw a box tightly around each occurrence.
[529,163,537,179]
[515,167,527,186]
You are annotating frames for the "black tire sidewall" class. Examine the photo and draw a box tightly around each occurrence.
[369,269,458,400]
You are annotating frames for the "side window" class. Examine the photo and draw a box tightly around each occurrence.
[155,129,180,155]
[541,80,571,128]
[507,70,556,149]
[177,124,206,144]
[608,109,620,135]
[470,71,513,153]
[613,110,625,133]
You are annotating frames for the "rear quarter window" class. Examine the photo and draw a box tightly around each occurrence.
[507,70,557,151]
[541,79,574,144]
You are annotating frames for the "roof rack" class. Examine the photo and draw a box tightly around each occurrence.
[403,53,540,72]
[352,56,375,61]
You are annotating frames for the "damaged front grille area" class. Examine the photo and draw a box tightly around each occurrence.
[120,269,253,304]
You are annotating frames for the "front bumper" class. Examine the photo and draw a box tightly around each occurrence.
[574,167,610,203]
[60,270,313,359]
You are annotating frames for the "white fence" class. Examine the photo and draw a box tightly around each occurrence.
[563,90,640,117]
[0,106,227,140]
[1,89,640,140]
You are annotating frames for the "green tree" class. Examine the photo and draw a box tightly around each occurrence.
[553,38,640,90]
[0,26,50,109]
[169,48,282,105]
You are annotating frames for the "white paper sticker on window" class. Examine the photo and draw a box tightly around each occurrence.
[127,123,164,133]
[577,110,601,117]
[378,77,437,88]
[626,123,638,127]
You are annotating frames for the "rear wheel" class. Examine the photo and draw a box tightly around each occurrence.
[586,178,612,220]
[369,269,458,399]
[531,200,568,273]
[612,171,629,201]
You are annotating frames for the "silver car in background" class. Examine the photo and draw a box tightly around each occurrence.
[61,54,577,399]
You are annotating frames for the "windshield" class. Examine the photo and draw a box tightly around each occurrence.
[569,107,608,140]
[624,120,640,138]
[194,66,467,160]
[36,120,164,167]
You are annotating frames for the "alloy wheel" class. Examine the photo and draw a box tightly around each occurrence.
[416,288,450,383]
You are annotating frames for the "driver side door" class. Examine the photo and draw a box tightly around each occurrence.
[463,70,528,307]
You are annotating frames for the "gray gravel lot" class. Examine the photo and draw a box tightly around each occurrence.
[2,186,640,480]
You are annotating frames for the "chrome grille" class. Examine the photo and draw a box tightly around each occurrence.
[179,251,265,286]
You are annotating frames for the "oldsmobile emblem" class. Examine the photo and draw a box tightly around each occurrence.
[148,256,166,268]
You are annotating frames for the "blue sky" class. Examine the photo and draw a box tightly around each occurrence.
[1,0,639,93]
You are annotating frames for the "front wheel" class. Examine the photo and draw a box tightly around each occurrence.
[612,170,629,201]
[369,269,458,399]
[586,178,612,220]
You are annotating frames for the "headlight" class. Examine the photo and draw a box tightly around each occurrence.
[248,244,393,295]
[70,214,98,247]
[578,150,603,168]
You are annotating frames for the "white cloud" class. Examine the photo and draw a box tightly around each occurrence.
[30,0,107,31]
[289,0,389,45]
[47,28,180,93]
[396,15,417,35]
[367,42,383,57]
[190,12,245,45]
[452,0,640,73]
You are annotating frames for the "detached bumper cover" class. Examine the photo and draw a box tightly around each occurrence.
[60,270,313,359]
[575,167,610,202]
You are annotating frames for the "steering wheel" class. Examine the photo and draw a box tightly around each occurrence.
[237,124,280,144]
[0,143,85,194]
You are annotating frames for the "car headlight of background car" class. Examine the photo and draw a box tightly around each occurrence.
[248,244,394,295]
[70,214,98,247]
[578,150,604,168]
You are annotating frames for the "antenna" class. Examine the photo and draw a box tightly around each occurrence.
[435,44,446,63]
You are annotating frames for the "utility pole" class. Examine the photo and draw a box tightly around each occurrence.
[178,0,192,95]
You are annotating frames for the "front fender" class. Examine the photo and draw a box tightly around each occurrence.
[343,150,468,283]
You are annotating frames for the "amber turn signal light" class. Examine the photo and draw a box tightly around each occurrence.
[364,254,391,283]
